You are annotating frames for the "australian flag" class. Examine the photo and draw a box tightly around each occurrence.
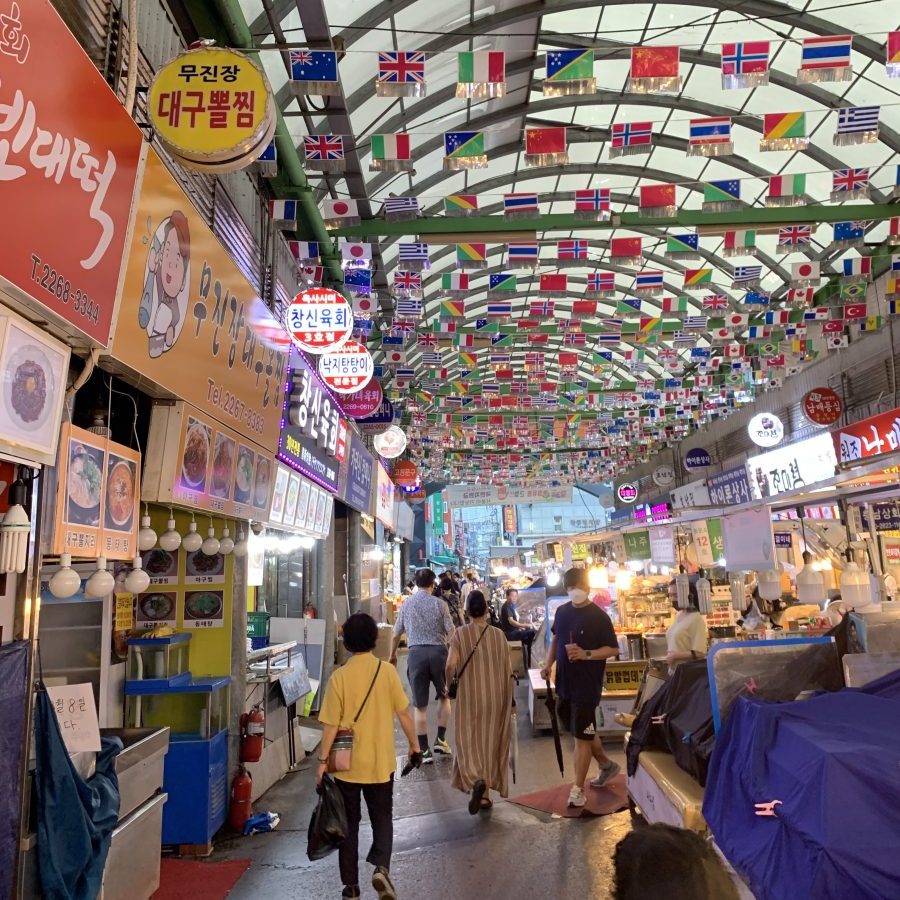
[290,50,338,83]
[833,221,866,243]
[343,268,372,294]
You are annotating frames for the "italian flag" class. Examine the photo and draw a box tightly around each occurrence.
[662,296,688,313]
[768,173,806,197]
[458,51,505,84]
[371,133,410,161]
[724,229,756,251]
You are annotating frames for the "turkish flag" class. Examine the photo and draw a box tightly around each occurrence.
[525,127,566,155]
[610,237,642,259]
[844,304,868,320]
[640,184,676,209]
[822,319,845,333]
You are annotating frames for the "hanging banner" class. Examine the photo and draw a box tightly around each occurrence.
[831,406,900,465]
[355,397,396,436]
[287,287,353,354]
[623,529,651,561]
[649,525,676,565]
[747,433,837,499]
[318,339,374,394]
[803,387,843,426]
[671,479,710,510]
[112,150,289,451]
[721,507,777,570]
[706,465,752,506]
[690,521,715,566]
[502,505,518,534]
[342,380,383,419]
[684,448,712,470]
[0,0,143,348]
[374,462,395,528]
[443,483,573,509]
[337,431,374,514]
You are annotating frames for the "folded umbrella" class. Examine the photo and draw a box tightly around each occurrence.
[544,679,565,777]
[510,711,518,784]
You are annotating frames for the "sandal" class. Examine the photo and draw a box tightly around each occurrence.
[468,780,487,815]
[480,798,493,810]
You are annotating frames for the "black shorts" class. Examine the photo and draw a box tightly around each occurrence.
[407,645,448,708]
[557,698,599,741]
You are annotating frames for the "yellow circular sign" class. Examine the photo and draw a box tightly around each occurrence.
[148,46,276,173]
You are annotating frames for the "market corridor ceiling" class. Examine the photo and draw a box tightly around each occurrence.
[228,0,900,484]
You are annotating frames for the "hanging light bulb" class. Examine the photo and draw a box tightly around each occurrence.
[696,569,712,614]
[48,553,82,599]
[138,506,158,552]
[182,517,203,553]
[839,548,873,608]
[796,551,827,605]
[730,572,747,611]
[757,566,782,603]
[159,511,182,552]
[85,556,115,598]
[0,474,30,575]
[124,555,150,594]
[218,527,234,555]
[201,520,220,556]
[232,528,249,558]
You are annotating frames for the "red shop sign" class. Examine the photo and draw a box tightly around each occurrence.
[0,0,143,347]
[317,339,373,394]
[286,287,353,354]
[341,380,383,419]
[803,387,843,426]
[832,406,900,465]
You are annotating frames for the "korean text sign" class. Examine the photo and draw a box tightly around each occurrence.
[112,150,289,451]
[747,433,836,500]
[706,465,752,506]
[339,431,374,514]
[832,406,900,465]
[0,0,143,346]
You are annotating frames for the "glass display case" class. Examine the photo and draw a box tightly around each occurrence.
[126,634,191,688]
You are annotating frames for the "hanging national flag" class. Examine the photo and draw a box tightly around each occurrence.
[842,256,872,281]
[826,332,849,350]
[788,286,815,304]
[539,274,568,296]
[574,188,610,220]
[721,41,770,88]
[507,242,540,266]
[489,273,517,294]
[662,296,688,313]
[369,133,412,172]
[557,239,588,261]
[688,117,733,156]
[344,268,372,295]
[777,225,812,250]
[288,240,319,264]
[635,270,664,295]
[444,194,478,217]
[743,291,770,306]
[253,140,277,177]
[618,297,642,314]
[376,51,426,97]
[766,174,806,208]
[441,272,469,298]
[487,300,513,318]
[443,131,487,170]
[321,198,359,228]
[382,196,420,223]
[525,127,568,166]
[831,167,870,201]
[303,134,345,172]
[395,297,423,318]
[457,50,506,99]
[703,180,741,212]
[683,268,712,290]
[340,240,372,269]
[888,33,900,77]
[839,282,866,303]
[723,229,757,257]
[289,50,339,95]
[890,217,900,246]
[456,242,487,270]
[834,105,880,146]
[440,298,466,321]
[571,299,598,317]
[269,199,297,229]
[398,242,430,270]
[798,35,853,83]
[504,192,540,219]
[564,333,588,346]
[666,233,699,258]
[610,121,653,158]
[639,184,676,216]
[844,303,868,320]
[703,295,729,311]
[791,261,820,285]
[544,48,596,95]
[530,298,556,317]
[732,265,762,289]
[629,46,681,93]
[392,271,422,298]
[300,265,324,286]
[832,221,866,249]
[760,113,808,151]
[610,237,642,264]
[586,272,615,297]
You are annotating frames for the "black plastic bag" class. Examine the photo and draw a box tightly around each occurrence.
[307,774,348,861]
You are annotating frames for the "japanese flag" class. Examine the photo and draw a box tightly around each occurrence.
[340,240,372,264]
[385,349,407,364]
[791,260,820,283]
[352,296,374,314]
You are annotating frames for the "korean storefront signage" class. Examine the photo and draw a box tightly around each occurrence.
[623,529,651,562]
[443,483,573,509]
[0,0,143,347]
[649,526,676,565]
[831,406,900,465]
[374,462,395,528]
[689,519,724,567]
[287,287,353,354]
[747,412,784,447]
[706,465,752,507]
[872,502,900,532]
[318,339,374,394]
[342,380,383,419]
[616,482,639,504]
[280,350,347,493]
[51,424,140,560]
[373,425,407,459]
[356,397,396,436]
[502,505,518,534]
[392,460,418,488]
[148,45,276,173]
[671,479,710,510]
[803,387,843,427]
[684,448,712,470]
[113,150,289,451]
[339,431,374,514]
[652,464,675,487]
[747,433,837,500]
[268,463,331,537]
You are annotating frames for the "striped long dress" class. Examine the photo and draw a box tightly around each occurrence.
[450,622,514,797]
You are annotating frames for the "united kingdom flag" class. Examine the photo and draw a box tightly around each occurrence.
[703,294,729,310]
[377,51,426,87]
[778,225,812,247]
[393,271,421,292]
[832,167,870,194]
[303,134,344,161]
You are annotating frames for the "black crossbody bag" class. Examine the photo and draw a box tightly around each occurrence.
[447,626,489,700]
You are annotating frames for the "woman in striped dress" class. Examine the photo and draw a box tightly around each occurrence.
[445,591,514,813]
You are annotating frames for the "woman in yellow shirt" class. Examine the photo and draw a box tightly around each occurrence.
[318,614,418,900]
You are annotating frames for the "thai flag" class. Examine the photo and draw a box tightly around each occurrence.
[800,35,852,71]
[503,193,539,213]
[575,189,610,211]
[507,242,540,264]
[689,117,732,145]
[558,239,588,259]
[487,301,513,316]
[635,271,663,291]
[833,168,869,193]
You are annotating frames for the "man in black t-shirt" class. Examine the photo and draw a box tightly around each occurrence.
[541,567,621,808]
[498,588,536,669]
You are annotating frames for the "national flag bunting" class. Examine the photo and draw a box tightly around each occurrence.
[398,242,430,270]
[842,256,872,281]
[629,46,681,93]
[683,268,712,290]
[610,121,653,158]
[544,48,596,95]
[610,237,642,264]
[539,274,567,296]
[376,51,426,97]
[253,140,277,177]
[489,273,517,294]
[487,300,513,318]
[441,273,469,299]
[456,242,487,270]
[289,50,339,95]
[888,32,900,78]
[586,272,615,297]
[382,197,419,222]
[831,167,870,201]
[321,198,359,228]
[369,133,412,171]
[703,295,729,311]
[798,35,853,83]
[443,131,487,170]
[457,51,506,99]
[288,240,319,264]
[890,217,900,246]
[732,265,762,289]
[662,296,688,313]
[721,41,770,89]
[269,199,297,228]
[507,242,539,267]
[572,299,598,317]
[504,192,539,219]
[340,240,372,269]
[666,233,700,259]
[723,229,757,257]
[525,127,568,166]
[788,286,815,304]
[832,221,866,249]
[791,261,820,285]
[395,297,423,318]
[703,180,741,212]
[344,268,372,295]
[688,117,733,156]
[557,239,588,261]
[777,225,812,250]
[640,184,676,216]
[444,194,478,217]
[635,270,664,295]
[440,298,466,319]
[303,134,345,172]
[834,105,880,145]
[766,173,806,207]
[574,188,610,220]
[300,265,324,286]
[760,113,808,151]
[392,271,422,299]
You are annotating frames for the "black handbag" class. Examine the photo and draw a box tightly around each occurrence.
[448,625,489,699]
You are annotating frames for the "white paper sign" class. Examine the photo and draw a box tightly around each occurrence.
[721,508,777,571]
[649,525,676,565]
[46,684,101,753]
[690,521,715,567]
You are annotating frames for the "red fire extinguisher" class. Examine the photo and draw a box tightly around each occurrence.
[229,767,253,832]
[239,704,265,763]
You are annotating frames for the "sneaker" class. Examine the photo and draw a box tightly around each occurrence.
[420,748,434,764]
[372,867,397,900]
[590,761,621,789]
[567,786,587,808]
[433,737,453,756]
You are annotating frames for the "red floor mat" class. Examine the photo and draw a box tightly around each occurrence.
[153,858,251,900]
[510,774,628,818]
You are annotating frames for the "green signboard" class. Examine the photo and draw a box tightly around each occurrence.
[708,518,724,561]
[623,529,651,561]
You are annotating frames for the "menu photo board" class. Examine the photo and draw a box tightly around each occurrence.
[374,461,395,528]
[51,424,141,560]
[268,462,332,538]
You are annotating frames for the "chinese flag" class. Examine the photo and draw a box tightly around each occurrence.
[822,318,845,333]
[496,367,514,380]
[489,415,503,425]
[525,127,566,155]
[631,46,680,78]
[639,184,676,209]
[610,237,642,258]
[571,299,598,315]
[529,333,550,344]
[559,352,579,367]
[539,273,568,292]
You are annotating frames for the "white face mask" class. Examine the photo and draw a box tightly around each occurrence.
[568,588,590,605]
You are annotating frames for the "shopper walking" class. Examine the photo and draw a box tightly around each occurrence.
[540,567,621,808]
[390,568,455,761]
[318,614,419,900]
[445,590,514,813]
[499,587,537,669]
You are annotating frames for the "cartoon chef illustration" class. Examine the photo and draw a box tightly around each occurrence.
[138,211,191,358]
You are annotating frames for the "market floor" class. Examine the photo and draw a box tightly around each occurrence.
[211,678,633,900]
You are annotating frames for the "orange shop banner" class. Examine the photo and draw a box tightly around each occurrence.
[0,0,143,347]
[111,149,289,452]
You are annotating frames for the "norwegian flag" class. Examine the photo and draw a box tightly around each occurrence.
[529,299,555,317]
[557,239,588,260]
[586,272,615,294]
[303,134,344,161]
[575,189,610,212]
[377,51,426,87]
[564,333,587,346]
[703,295,729,311]
[778,225,812,247]
[611,121,653,149]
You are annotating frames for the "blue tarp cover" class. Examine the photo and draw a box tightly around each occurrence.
[703,670,900,900]
[0,642,28,900]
